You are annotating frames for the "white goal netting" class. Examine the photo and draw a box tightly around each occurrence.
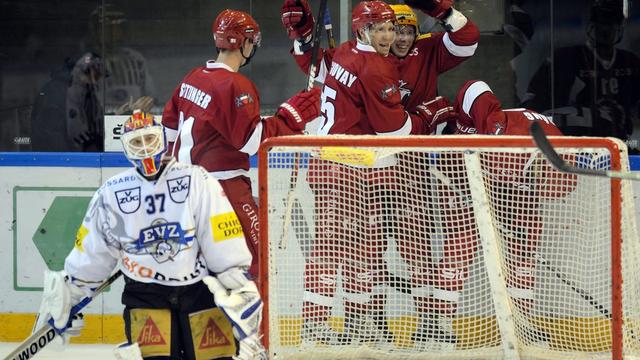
[259,135,640,360]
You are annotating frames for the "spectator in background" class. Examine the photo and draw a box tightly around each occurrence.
[85,3,156,115]
[31,52,105,151]
[523,0,640,152]
[30,2,154,152]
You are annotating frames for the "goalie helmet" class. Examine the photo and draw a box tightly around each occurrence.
[121,110,166,177]
[390,4,419,35]
[213,9,262,50]
[351,1,396,33]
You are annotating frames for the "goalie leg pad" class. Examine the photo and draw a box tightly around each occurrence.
[187,307,236,359]
[127,308,172,357]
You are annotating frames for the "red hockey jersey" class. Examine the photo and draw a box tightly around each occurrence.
[453,80,562,136]
[292,17,479,113]
[392,20,479,112]
[453,80,573,198]
[162,61,295,178]
[316,41,424,135]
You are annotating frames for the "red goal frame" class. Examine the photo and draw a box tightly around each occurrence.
[257,135,623,359]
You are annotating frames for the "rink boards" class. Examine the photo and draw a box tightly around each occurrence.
[1,152,640,344]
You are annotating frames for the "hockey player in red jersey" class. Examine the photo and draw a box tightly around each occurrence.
[162,9,321,278]
[281,0,479,117]
[298,1,459,347]
[315,0,437,136]
[448,80,575,344]
[453,79,563,137]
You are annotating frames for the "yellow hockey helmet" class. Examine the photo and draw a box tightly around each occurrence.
[390,4,419,34]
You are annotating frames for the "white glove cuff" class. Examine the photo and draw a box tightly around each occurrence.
[442,8,468,32]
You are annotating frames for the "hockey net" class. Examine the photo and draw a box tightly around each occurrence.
[258,135,640,360]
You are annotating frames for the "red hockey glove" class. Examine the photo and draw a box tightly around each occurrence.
[414,96,458,134]
[276,88,321,131]
[281,0,315,40]
[404,0,453,20]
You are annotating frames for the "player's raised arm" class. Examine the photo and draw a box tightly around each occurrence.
[405,0,480,73]
[281,0,335,82]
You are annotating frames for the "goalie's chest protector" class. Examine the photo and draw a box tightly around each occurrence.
[102,163,207,285]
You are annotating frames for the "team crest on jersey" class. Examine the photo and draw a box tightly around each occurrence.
[379,84,398,100]
[167,175,191,203]
[235,93,254,108]
[115,187,141,214]
[125,218,195,263]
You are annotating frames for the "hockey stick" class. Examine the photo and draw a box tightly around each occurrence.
[306,0,329,91]
[530,121,640,181]
[534,254,638,341]
[281,0,329,250]
[3,270,123,360]
[323,6,336,49]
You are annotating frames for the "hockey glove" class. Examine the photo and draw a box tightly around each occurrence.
[276,87,321,131]
[281,0,315,40]
[34,270,90,345]
[404,0,453,20]
[414,96,458,134]
[203,268,263,340]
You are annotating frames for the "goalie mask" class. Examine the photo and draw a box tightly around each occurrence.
[121,110,166,177]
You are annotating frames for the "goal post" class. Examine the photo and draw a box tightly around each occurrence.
[258,135,640,360]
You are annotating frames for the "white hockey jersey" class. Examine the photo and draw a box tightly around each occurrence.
[65,158,252,286]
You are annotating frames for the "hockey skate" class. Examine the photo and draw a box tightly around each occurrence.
[412,314,457,351]
[340,312,395,348]
[301,319,342,346]
[522,324,552,348]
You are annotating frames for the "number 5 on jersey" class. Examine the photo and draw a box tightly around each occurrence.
[318,85,337,135]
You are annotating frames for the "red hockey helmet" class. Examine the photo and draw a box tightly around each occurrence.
[351,1,396,33]
[213,9,262,50]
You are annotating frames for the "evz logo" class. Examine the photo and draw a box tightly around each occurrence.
[115,187,141,213]
[167,175,191,203]
[126,220,194,263]
[141,223,181,244]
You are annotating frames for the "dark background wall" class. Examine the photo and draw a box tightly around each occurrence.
[0,0,638,151]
